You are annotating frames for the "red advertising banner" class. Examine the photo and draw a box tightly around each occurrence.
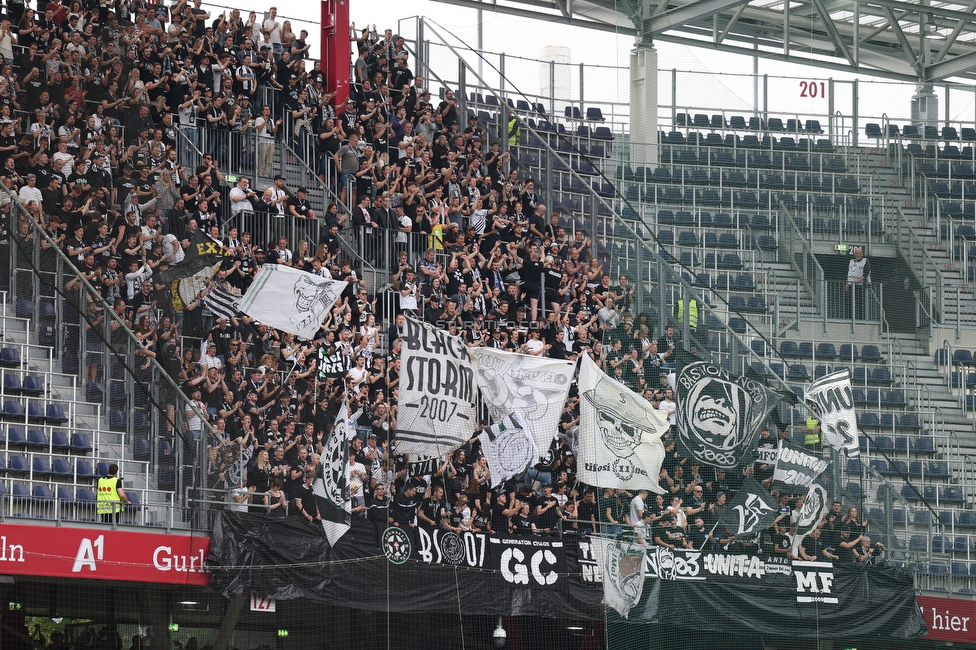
[918,595,976,643]
[0,523,211,586]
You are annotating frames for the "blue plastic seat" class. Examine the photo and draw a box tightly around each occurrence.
[7,454,29,474]
[45,404,68,424]
[0,348,21,367]
[51,457,72,477]
[70,432,93,453]
[32,456,53,476]
[26,428,48,450]
[75,460,95,480]
[51,430,70,451]
[7,427,26,445]
[3,374,22,394]
[133,439,151,462]
[2,400,25,419]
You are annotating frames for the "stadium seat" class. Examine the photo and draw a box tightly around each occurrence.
[26,429,48,450]
[70,432,93,454]
[0,348,21,367]
[75,460,96,481]
[133,439,151,462]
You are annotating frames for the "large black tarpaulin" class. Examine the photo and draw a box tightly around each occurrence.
[627,548,925,639]
[206,512,923,639]
[207,512,603,619]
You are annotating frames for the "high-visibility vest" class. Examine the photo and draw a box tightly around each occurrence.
[804,418,821,446]
[96,476,122,515]
[676,299,698,328]
[508,117,520,147]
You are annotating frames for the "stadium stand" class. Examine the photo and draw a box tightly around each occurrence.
[3,4,976,646]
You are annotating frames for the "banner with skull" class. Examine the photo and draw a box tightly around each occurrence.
[577,353,669,493]
[675,361,777,470]
[714,477,780,539]
[792,483,829,552]
[237,264,348,339]
[595,537,647,619]
[469,348,575,486]
[805,368,860,458]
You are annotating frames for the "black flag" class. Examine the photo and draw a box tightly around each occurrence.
[675,361,777,469]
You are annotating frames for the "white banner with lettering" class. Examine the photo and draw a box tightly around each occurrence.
[805,369,860,458]
[396,318,478,458]
[469,348,575,486]
[577,353,668,492]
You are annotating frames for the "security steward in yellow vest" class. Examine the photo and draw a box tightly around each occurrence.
[508,115,520,147]
[676,298,698,329]
[97,463,132,523]
[801,404,822,451]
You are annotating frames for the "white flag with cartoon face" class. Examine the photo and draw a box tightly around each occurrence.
[238,264,347,339]
[577,354,668,492]
[595,537,647,619]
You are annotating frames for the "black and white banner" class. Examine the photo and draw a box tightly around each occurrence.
[417,528,488,567]
[770,441,830,495]
[203,285,240,322]
[312,401,354,547]
[479,414,537,487]
[714,478,780,538]
[396,318,478,458]
[470,348,575,485]
[577,353,669,492]
[805,369,860,458]
[595,537,647,619]
[792,483,829,552]
[675,361,777,470]
[489,536,566,589]
[238,265,348,339]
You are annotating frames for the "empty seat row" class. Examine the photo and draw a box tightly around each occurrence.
[858,414,924,433]
[2,374,44,396]
[0,454,107,480]
[0,428,92,453]
[0,400,68,424]
[674,114,824,134]
[868,123,976,141]
[901,483,964,503]
[777,341,886,362]
[656,210,777,229]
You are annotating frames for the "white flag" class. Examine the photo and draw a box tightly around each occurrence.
[469,348,575,478]
[312,401,354,547]
[395,317,478,458]
[792,483,829,553]
[238,264,347,339]
[805,369,860,458]
[479,414,536,487]
[578,354,668,492]
[596,537,646,619]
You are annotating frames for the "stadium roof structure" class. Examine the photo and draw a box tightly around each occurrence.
[430,0,976,83]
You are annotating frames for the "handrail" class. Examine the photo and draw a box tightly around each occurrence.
[413,18,825,400]
[893,200,945,324]
[0,184,218,479]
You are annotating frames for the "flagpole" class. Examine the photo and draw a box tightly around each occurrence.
[700,521,720,551]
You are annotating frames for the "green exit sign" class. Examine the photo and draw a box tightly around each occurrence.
[277,629,289,638]
[224,174,239,183]
[835,244,849,252]
[168,623,179,632]
[8,602,22,611]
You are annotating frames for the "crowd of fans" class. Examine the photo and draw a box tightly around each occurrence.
[0,0,870,566]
